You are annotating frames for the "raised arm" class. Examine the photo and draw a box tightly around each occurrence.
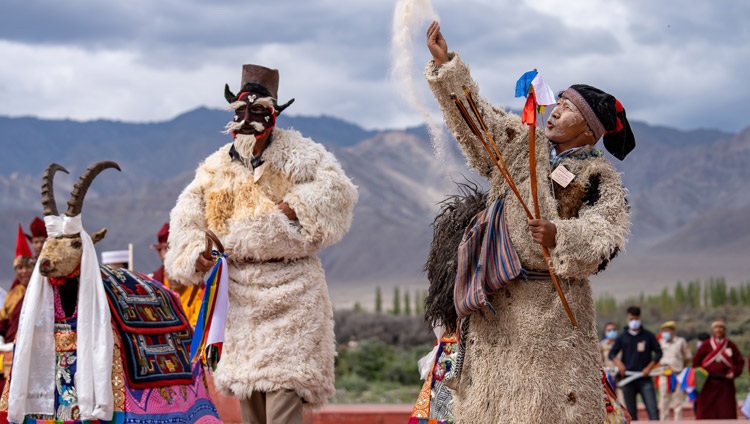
[424,21,527,180]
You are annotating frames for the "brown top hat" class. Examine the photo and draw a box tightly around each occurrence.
[241,64,280,99]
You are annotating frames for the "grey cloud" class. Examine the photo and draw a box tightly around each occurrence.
[0,0,747,132]
[626,2,750,47]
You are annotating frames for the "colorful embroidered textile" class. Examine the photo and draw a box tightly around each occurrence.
[101,267,193,389]
[102,267,188,333]
[454,196,522,318]
[0,319,220,424]
[409,335,458,424]
[601,368,630,423]
[2,366,219,424]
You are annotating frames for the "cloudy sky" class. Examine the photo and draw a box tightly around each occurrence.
[1,0,748,132]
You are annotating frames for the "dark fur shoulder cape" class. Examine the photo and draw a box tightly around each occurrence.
[423,181,487,335]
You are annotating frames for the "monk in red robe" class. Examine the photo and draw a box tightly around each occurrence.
[693,319,744,419]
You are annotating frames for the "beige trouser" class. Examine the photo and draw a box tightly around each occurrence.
[658,376,685,421]
[240,389,303,424]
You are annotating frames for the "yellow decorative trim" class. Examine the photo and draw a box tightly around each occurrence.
[111,324,127,411]
[55,330,78,352]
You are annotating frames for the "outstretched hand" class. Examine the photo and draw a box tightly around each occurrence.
[426,21,449,67]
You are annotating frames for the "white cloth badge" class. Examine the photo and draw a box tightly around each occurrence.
[637,341,646,352]
[550,165,576,188]
[253,162,268,183]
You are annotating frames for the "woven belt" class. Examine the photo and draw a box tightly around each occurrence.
[229,256,299,264]
[524,269,552,280]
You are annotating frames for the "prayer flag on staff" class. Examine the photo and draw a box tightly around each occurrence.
[514,70,555,125]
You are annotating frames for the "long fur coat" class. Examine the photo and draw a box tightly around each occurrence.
[165,128,357,407]
[425,53,630,424]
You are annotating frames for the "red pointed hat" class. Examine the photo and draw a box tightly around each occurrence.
[14,223,34,267]
[29,216,47,238]
[151,222,170,249]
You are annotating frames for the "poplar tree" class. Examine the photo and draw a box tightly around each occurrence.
[375,286,383,313]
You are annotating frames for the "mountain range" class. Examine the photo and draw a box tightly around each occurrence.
[1,108,748,303]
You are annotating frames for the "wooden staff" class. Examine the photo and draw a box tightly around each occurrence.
[527,100,577,327]
[454,91,533,220]
[454,88,577,327]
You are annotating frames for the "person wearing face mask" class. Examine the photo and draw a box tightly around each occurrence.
[609,306,662,420]
[657,321,691,421]
[599,322,625,404]
[165,64,358,423]
[600,322,621,371]
[692,319,744,420]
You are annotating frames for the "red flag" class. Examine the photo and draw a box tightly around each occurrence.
[521,92,537,125]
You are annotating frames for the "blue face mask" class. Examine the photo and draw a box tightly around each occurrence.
[661,331,672,341]
[606,329,618,340]
[628,319,641,331]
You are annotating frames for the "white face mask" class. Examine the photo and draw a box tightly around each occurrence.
[628,319,641,331]
[661,331,672,341]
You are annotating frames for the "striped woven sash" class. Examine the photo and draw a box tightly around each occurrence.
[454,196,523,318]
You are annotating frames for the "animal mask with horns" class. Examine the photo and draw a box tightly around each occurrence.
[36,161,120,279]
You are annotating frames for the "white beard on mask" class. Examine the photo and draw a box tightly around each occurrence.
[233,133,261,164]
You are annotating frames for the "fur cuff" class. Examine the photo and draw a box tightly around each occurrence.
[283,154,357,246]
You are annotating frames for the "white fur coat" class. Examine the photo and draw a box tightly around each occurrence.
[165,128,357,407]
[426,53,630,424]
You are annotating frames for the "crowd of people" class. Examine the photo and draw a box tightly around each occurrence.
[600,305,748,420]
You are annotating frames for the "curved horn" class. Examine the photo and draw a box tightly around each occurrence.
[224,84,237,104]
[65,161,121,217]
[41,163,70,216]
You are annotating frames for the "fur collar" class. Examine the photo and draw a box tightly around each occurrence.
[207,128,323,183]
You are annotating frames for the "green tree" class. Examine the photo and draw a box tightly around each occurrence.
[404,290,412,316]
[659,287,673,314]
[391,286,401,315]
[687,280,701,309]
[415,289,425,315]
[595,294,618,315]
[375,286,383,313]
[709,277,727,307]
[740,282,750,305]
[703,280,710,308]
[674,281,686,305]
[729,287,739,306]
